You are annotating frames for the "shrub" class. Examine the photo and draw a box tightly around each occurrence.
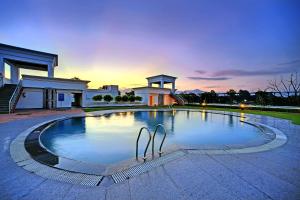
[92,95,102,101]
[134,96,142,101]
[103,95,113,102]
[121,95,128,102]
[115,95,122,102]
[128,95,135,102]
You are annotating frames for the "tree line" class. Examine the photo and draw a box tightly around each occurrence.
[181,73,300,106]
[92,94,142,103]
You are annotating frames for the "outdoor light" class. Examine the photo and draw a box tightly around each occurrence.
[240,103,246,110]
[201,102,207,107]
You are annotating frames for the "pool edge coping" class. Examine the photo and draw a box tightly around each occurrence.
[9,108,288,186]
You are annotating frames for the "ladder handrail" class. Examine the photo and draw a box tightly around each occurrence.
[136,127,152,161]
[152,124,167,157]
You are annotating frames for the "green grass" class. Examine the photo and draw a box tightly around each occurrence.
[83,105,300,125]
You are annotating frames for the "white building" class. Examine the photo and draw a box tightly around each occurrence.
[0,43,118,113]
[133,75,185,106]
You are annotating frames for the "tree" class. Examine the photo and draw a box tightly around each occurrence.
[115,95,122,102]
[92,95,102,101]
[134,96,142,101]
[125,91,134,96]
[268,73,300,105]
[226,89,236,104]
[121,95,128,102]
[103,95,113,102]
[255,90,268,105]
[209,90,218,103]
[128,95,135,102]
[238,90,251,102]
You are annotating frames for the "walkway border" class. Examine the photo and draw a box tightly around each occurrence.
[10,108,287,186]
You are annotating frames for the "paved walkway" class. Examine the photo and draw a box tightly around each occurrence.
[0,112,300,200]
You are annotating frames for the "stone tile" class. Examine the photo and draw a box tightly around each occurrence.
[162,156,241,200]
[211,154,300,200]
[21,179,73,200]
[188,154,271,200]
[0,171,45,200]
[64,185,106,200]
[106,181,131,200]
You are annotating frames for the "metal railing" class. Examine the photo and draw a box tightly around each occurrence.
[8,80,22,114]
[136,127,152,161]
[136,124,168,161]
[152,124,167,157]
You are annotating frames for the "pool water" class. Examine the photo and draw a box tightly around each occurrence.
[40,111,268,164]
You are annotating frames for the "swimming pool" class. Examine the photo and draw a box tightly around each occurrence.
[39,110,272,165]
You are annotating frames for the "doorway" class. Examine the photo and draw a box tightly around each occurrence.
[72,93,82,107]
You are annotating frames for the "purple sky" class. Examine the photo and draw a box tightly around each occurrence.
[0,0,299,92]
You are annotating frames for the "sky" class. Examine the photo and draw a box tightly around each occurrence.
[0,0,299,92]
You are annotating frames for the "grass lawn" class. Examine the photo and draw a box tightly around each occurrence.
[83,105,300,125]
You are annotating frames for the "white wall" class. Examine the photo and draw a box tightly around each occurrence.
[84,88,119,107]
[133,88,171,106]
[56,90,73,108]
[22,76,88,90]
[16,88,43,109]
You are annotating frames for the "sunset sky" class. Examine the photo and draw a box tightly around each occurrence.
[0,0,299,92]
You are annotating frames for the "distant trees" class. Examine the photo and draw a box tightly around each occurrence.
[92,95,102,101]
[238,90,251,102]
[103,95,113,102]
[134,96,142,101]
[200,90,217,103]
[226,89,236,104]
[115,95,122,102]
[268,73,300,105]
[121,95,128,102]
[128,95,135,102]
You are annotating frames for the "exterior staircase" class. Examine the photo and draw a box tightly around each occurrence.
[0,84,17,113]
[170,93,187,105]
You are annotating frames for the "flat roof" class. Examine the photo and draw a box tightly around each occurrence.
[0,43,58,65]
[132,86,172,91]
[22,75,90,83]
[146,74,177,79]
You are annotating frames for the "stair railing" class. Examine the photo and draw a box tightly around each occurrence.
[8,80,22,114]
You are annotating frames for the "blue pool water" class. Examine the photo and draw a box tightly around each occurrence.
[40,111,267,164]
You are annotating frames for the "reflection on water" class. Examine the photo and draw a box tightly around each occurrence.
[41,111,265,164]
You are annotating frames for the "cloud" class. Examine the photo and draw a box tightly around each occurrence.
[187,76,231,80]
[211,59,300,77]
[277,59,300,66]
[195,70,206,74]
[212,69,281,77]
[204,85,220,88]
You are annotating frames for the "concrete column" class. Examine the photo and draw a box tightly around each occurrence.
[0,57,4,87]
[160,81,164,88]
[172,82,175,92]
[47,63,54,78]
[10,65,20,84]
[148,82,152,87]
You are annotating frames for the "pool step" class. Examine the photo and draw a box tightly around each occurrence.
[111,150,186,183]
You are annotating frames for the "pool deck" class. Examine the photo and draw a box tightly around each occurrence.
[1,110,300,200]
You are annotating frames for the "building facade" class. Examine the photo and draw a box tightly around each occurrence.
[0,43,118,112]
[133,75,185,106]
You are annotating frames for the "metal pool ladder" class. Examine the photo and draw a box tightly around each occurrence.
[136,127,152,161]
[135,124,167,161]
[152,124,167,157]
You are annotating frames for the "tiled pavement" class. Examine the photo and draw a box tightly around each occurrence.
[0,112,299,200]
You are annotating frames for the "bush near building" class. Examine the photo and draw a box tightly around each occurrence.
[115,95,122,102]
[92,95,102,101]
[103,95,113,102]
[121,95,128,102]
